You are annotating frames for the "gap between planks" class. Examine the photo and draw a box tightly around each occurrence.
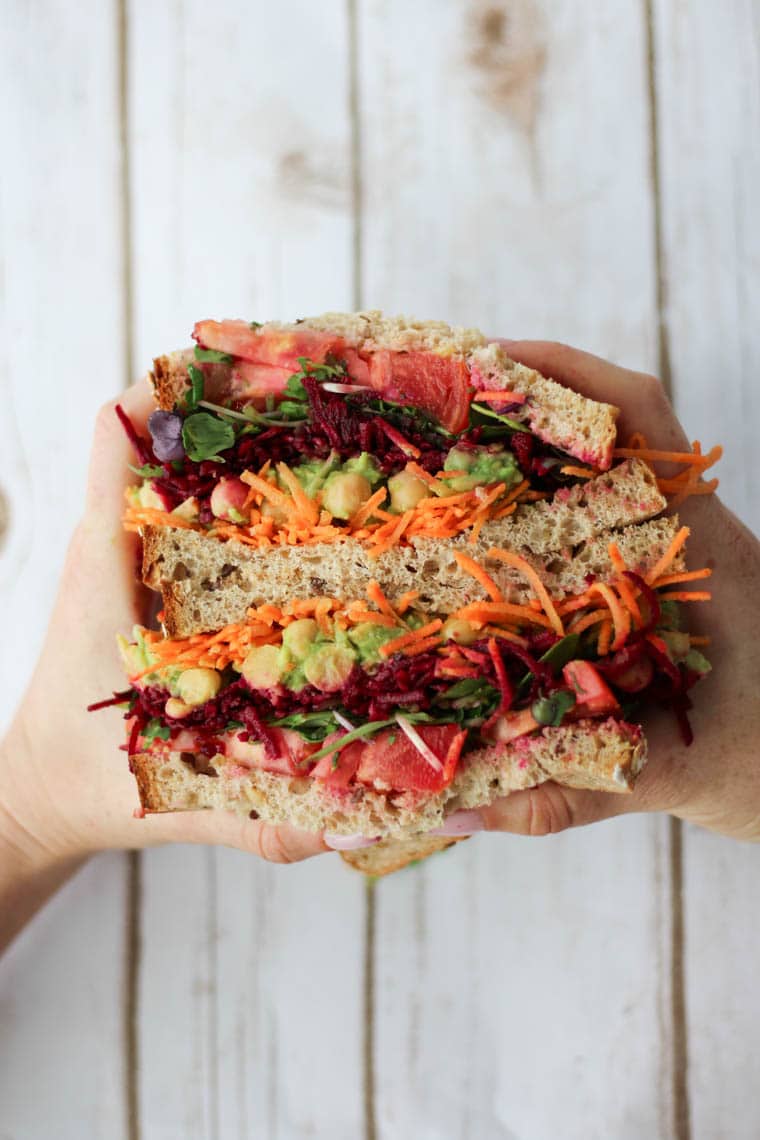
[645,2,690,1136]
[118,0,142,1137]
[348,3,378,1138]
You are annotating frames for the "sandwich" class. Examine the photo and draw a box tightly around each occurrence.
[96,311,719,875]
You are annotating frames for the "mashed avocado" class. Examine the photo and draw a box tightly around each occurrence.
[347,621,402,663]
[443,446,522,492]
[288,452,382,499]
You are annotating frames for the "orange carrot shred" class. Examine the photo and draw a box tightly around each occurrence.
[588,582,630,651]
[487,547,564,636]
[646,526,691,584]
[378,620,443,658]
[453,551,504,603]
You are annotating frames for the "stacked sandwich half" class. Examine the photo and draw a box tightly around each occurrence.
[105,311,716,874]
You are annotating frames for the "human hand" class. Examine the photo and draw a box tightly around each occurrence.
[437,341,760,843]
[0,380,329,947]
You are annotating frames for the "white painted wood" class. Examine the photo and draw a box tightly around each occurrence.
[654,2,760,1135]
[0,3,129,1138]
[127,2,366,1136]
[359,2,675,1135]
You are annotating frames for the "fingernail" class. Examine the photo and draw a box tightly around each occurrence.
[324,833,381,851]
[431,810,485,836]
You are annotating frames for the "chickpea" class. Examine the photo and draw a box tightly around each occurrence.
[241,644,283,690]
[282,618,319,661]
[165,697,191,718]
[387,469,429,514]
[177,667,222,706]
[441,618,479,645]
[322,472,372,520]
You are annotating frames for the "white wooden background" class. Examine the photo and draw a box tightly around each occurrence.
[1,1,758,1137]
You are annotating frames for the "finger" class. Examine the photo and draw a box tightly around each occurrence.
[85,376,156,524]
[434,781,631,838]
[145,808,328,863]
[495,338,690,451]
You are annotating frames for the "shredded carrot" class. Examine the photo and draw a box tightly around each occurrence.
[652,568,712,588]
[568,609,609,635]
[615,577,643,627]
[613,444,722,466]
[487,548,564,636]
[453,602,554,630]
[689,635,711,646]
[398,634,444,658]
[588,582,630,651]
[394,590,419,615]
[123,506,195,532]
[646,526,691,584]
[344,607,399,628]
[240,470,291,508]
[656,590,712,603]
[350,487,388,528]
[315,598,335,635]
[453,551,504,602]
[608,542,627,577]
[405,463,446,493]
[598,619,613,657]
[366,580,399,622]
[492,501,518,521]
[480,626,530,647]
[560,465,597,479]
[276,463,319,525]
[378,620,443,658]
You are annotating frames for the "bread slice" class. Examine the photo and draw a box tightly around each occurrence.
[143,511,679,639]
[149,309,619,468]
[340,834,465,877]
[132,716,646,841]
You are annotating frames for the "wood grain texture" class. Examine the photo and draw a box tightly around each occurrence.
[358,2,676,1135]
[653,1,760,1136]
[0,3,130,1138]
[127,2,367,1136]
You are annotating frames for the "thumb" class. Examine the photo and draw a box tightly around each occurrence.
[433,781,632,838]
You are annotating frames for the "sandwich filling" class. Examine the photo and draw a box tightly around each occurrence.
[92,541,711,797]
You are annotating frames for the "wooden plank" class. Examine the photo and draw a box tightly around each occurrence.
[358,2,676,1135]
[0,3,129,1138]
[127,2,366,1136]
[653,2,760,1136]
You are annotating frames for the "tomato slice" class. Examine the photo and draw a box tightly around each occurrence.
[356,724,466,793]
[193,319,344,368]
[229,361,295,399]
[562,660,620,716]
[489,708,540,743]
[226,727,312,776]
[310,739,364,789]
[367,350,471,433]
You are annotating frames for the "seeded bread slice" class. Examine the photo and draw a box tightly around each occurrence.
[149,310,619,468]
[340,834,465,877]
[132,716,646,846]
[142,509,680,640]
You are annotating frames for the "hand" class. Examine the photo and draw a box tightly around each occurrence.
[438,341,760,843]
[0,381,327,949]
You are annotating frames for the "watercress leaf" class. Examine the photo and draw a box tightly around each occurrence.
[531,690,576,727]
[186,363,205,411]
[129,463,165,479]
[540,634,582,674]
[193,346,234,364]
[249,320,262,329]
[470,403,527,432]
[181,412,236,462]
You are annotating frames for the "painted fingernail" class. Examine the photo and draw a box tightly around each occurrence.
[324,834,381,851]
[431,810,485,837]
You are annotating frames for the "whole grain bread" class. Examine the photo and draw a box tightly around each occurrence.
[149,309,619,468]
[340,834,465,877]
[143,511,680,639]
[132,716,645,843]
